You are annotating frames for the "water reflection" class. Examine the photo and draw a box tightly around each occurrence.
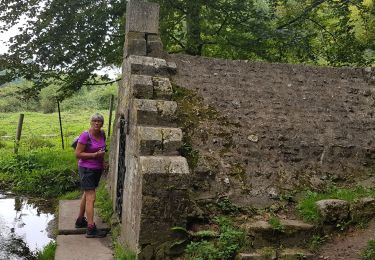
[0,192,55,260]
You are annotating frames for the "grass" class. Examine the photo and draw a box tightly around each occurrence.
[362,240,375,260]
[114,241,136,260]
[0,110,110,197]
[96,181,114,224]
[59,190,82,200]
[268,216,285,232]
[36,241,56,260]
[0,83,118,258]
[0,110,109,147]
[297,186,375,222]
[94,183,137,260]
[307,235,328,251]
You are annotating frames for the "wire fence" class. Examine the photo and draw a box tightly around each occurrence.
[0,96,115,153]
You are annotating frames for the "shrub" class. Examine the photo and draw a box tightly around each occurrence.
[0,153,42,174]
[39,85,59,113]
[13,168,79,197]
[0,81,39,112]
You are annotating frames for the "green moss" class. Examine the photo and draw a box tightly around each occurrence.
[217,198,240,215]
[307,235,328,251]
[172,85,218,170]
[229,163,246,178]
[259,247,276,257]
[180,140,199,169]
[362,240,375,260]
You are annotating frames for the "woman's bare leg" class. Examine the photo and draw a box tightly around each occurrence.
[85,189,96,225]
[78,192,86,218]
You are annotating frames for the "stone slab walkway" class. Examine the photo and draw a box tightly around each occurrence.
[58,200,110,234]
[55,199,113,260]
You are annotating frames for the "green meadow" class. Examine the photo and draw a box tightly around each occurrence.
[0,110,112,197]
[0,81,117,197]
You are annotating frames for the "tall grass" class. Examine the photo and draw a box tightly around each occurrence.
[36,241,56,260]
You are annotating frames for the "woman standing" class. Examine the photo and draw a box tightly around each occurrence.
[74,113,107,238]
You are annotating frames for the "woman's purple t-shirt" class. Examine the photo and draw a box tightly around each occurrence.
[78,131,106,170]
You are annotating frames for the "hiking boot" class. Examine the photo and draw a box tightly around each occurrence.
[75,217,88,228]
[86,224,107,238]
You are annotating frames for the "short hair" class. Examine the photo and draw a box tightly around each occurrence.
[91,113,104,123]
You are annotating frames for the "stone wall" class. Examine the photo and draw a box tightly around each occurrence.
[106,1,191,257]
[170,54,375,207]
[107,0,375,257]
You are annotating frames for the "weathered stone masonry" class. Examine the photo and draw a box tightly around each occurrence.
[170,54,375,207]
[106,0,375,257]
[107,0,190,256]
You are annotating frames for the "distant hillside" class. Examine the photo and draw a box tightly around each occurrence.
[0,71,25,87]
[0,80,118,113]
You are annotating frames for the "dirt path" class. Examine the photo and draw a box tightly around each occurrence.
[313,219,375,260]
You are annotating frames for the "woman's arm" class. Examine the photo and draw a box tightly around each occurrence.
[75,142,104,159]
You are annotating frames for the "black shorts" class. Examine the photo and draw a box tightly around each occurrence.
[78,167,103,190]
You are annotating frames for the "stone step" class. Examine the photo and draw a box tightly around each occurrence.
[55,234,113,260]
[242,219,315,248]
[58,200,110,235]
[125,55,177,77]
[138,126,182,155]
[236,247,277,260]
[131,75,173,100]
[139,156,189,175]
[134,98,177,127]
[279,248,314,259]
[236,248,313,260]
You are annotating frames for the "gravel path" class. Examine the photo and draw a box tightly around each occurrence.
[314,219,375,260]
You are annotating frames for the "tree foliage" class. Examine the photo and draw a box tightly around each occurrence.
[0,0,374,96]
[0,0,126,97]
[157,0,375,65]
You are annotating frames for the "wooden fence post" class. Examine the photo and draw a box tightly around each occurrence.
[14,113,24,154]
[57,100,64,149]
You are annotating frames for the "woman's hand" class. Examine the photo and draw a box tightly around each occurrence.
[94,150,105,158]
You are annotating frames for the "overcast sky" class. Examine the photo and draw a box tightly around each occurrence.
[0,21,24,54]
[0,29,15,54]
[0,21,120,79]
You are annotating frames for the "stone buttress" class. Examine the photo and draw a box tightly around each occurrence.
[107,0,190,257]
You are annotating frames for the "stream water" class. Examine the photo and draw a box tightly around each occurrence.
[0,192,55,260]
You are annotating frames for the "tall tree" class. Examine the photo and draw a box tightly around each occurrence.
[0,0,126,97]
[0,0,374,97]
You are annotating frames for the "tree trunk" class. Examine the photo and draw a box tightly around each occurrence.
[186,1,202,55]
